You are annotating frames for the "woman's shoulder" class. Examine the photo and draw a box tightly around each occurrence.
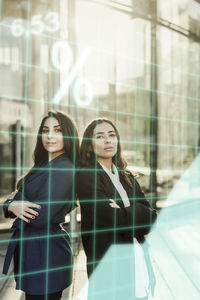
[31,155,74,181]
[120,168,144,180]
[51,153,74,169]
[119,168,133,179]
[119,168,144,190]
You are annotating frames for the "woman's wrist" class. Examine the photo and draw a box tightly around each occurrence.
[4,199,16,218]
[7,200,14,213]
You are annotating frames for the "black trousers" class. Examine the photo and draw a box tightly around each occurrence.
[25,291,62,300]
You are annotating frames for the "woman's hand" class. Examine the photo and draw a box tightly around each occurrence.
[8,201,41,223]
[109,199,120,209]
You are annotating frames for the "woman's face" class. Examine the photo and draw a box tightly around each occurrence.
[92,122,118,160]
[42,117,64,157]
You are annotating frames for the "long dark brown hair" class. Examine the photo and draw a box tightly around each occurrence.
[17,110,79,190]
[79,118,132,187]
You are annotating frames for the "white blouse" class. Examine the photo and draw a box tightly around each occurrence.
[99,162,150,298]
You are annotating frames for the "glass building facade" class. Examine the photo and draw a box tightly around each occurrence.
[0,0,200,299]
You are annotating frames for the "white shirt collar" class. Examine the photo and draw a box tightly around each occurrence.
[98,162,119,180]
[98,161,130,208]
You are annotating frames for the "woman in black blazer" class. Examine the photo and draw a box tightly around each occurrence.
[77,118,157,300]
[3,111,79,300]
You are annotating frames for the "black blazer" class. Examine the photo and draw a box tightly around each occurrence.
[77,162,157,277]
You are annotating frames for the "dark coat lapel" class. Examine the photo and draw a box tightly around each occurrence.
[96,163,125,208]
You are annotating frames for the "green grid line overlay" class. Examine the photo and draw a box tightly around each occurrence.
[0,0,200,299]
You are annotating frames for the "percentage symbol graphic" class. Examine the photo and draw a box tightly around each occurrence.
[51,41,93,107]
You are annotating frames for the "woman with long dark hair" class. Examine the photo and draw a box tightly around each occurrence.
[77,118,157,300]
[2,111,79,300]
